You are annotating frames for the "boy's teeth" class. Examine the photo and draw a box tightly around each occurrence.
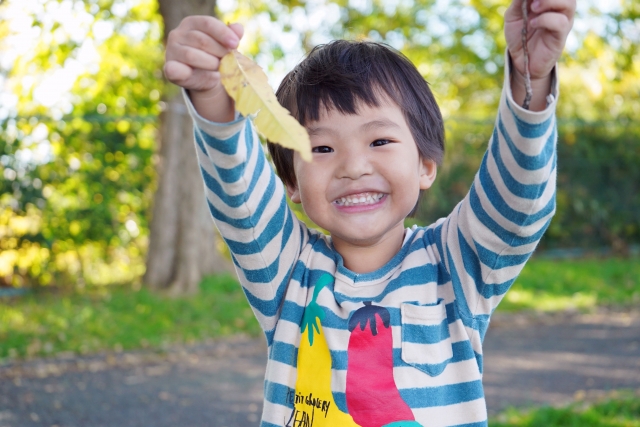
[335,193,384,206]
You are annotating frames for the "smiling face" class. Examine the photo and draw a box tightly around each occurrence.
[286,99,437,256]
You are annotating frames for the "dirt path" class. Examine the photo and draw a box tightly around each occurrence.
[1,310,639,427]
[484,310,640,410]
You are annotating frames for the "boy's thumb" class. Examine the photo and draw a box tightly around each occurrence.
[228,22,244,41]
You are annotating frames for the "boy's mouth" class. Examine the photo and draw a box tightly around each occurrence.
[333,192,385,207]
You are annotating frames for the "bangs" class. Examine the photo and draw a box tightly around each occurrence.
[276,41,407,125]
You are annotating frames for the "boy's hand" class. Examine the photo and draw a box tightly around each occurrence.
[505,0,575,109]
[164,16,244,122]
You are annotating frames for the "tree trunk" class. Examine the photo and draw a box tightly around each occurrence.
[145,0,232,295]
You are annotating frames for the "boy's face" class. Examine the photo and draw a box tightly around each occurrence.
[286,98,437,254]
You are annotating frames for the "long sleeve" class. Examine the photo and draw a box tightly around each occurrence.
[182,62,559,424]
[428,62,558,325]
[184,92,306,344]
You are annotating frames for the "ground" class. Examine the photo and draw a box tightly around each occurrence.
[1,310,639,427]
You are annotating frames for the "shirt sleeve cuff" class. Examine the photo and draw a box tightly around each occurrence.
[182,88,246,140]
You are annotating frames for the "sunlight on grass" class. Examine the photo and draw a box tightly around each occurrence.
[491,392,640,427]
[504,289,597,312]
[497,257,640,313]
[0,273,260,360]
[2,258,640,360]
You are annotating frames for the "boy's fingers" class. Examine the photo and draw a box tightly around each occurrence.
[172,46,221,72]
[530,0,576,20]
[228,22,244,41]
[164,60,193,83]
[176,29,230,59]
[504,0,525,22]
[505,0,575,23]
[530,12,572,39]
[164,61,221,92]
[183,15,239,49]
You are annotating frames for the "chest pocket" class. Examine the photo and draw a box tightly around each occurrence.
[400,300,453,376]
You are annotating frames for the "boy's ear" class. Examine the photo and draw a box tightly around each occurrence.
[419,158,437,190]
[286,183,301,203]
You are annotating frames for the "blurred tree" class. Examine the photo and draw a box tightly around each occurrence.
[0,0,165,287]
[0,0,232,292]
[234,0,640,250]
[146,0,232,295]
[0,0,638,291]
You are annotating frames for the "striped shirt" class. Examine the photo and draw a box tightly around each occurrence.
[186,65,558,427]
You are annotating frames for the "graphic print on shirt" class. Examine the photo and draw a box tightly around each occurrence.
[346,301,422,427]
[288,274,422,427]
[286,274,359,427]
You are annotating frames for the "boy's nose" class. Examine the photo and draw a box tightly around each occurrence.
[335,151,374,180]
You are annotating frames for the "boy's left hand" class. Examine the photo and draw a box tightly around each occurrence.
[505,0,575,81]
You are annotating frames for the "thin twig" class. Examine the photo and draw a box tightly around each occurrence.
[521,0,533,110]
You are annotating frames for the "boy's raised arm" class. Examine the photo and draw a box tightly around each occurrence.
[431,0,575,321]
[163,16,306,339]
[164,16,244,123]
[504,0,574,111]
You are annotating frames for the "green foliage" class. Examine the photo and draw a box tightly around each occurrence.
[491,392,640,427]
[547,121,640,248]
[498,257,640,312]
[417,118,640,251]
[1,0,639,290]
[416,119,492,224]
[0,273,260,360]
[232,0,640,251]
[0,0,164,287]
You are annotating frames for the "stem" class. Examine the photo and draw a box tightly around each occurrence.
[521,0,533,110]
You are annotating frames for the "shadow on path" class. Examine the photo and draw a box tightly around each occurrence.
[483,310,640,413]
[0,337,266,427]
[1,311,639,426]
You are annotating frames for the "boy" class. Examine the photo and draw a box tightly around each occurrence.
[164,0,574,425]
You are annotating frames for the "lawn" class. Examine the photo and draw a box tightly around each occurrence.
[0,273,261,360]
[1,257,639,360]
[490,391,640,426]
[498,256,640,312]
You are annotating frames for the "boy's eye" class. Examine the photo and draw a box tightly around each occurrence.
[312,146,333,153]
[371,139,391,147]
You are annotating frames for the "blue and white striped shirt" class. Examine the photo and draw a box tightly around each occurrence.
[186,65,558,427]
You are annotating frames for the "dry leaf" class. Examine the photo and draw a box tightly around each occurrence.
[219,50,312,162]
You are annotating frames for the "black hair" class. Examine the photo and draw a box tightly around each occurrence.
[268,39,444,216]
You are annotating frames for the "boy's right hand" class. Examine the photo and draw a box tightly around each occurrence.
[164,16,244,122]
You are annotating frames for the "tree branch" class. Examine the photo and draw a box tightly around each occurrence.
[521,0,533,110]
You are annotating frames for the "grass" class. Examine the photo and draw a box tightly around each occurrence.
[0,273,260,361]
[497,256,640,312]
[490,392,640,426]
[1,257,639,360]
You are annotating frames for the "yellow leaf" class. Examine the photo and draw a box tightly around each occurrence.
[219,50,312,162]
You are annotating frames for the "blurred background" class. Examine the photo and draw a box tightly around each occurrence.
[0,0,639,424]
